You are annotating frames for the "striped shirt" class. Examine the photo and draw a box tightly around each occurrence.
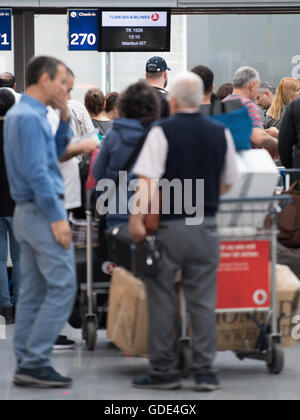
[59,99,99,210]
[224,94,263,129]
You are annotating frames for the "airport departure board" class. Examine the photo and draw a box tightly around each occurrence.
[99,10,171,52]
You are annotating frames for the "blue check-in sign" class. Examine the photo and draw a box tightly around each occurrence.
[0,9,12,51]
[68,9,98,51]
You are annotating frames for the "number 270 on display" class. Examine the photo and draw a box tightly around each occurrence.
[70,33,96,46]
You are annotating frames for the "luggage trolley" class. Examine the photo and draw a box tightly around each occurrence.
[178,195,291,377]
[278,168,300,191]
[71,191,113,351]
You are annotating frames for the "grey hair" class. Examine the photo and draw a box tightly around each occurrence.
[259,80,276,95]
[233,66,260,88]
[169,72,204,108]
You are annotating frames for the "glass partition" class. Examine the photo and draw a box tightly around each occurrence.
[35,14,105,103]
[35,12,300,99]
[187,14,300,90]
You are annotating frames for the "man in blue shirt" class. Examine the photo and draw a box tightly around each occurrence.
[4,56,77,388]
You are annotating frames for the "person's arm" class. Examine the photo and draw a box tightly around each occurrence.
[129,126,169,242]
[59,137,98,162]
[220,129,240,196]
[265,127,279,139]
[245,101,278,150]
[20,114,66,223]
[129,176,154,242]
[251,127,278,149]
[220,184,233,196]
[278,102,296,168]
[55,119,73,159]
[51,86,73,159]
[21,115,72,249]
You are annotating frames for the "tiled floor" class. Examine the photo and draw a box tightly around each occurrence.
[0,324,300,400]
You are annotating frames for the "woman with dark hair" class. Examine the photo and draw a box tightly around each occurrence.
[216,83,233,101]
[105,92,120,121]
[92,81,161,228]
[85,88,113,138]
[0,88,20,324]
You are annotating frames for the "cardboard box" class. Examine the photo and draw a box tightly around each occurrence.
[218,149,279,230]
[107,265,300,356]
[107,267,148,356]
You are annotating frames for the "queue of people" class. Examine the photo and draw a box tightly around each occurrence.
[1,54,300,391]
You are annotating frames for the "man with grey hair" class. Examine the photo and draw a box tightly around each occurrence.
[257,81,275,111]
[225,66,278,152]
[257,81,276,123]
[129,72,239,392]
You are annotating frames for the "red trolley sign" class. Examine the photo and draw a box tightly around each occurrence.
[217,240,270,311]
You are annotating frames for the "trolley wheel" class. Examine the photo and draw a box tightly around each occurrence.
[82,323,87,341]
[86,319,97,351]
[177,339,192,378]
[81,292,97,341]
[267,343,284,375]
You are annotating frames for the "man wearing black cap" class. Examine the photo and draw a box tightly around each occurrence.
[145,56,170,118]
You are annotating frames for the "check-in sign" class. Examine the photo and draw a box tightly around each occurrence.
[0,9,12,51]
[68,9,98,51]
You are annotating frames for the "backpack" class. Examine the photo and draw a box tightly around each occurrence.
[277,182,300,248]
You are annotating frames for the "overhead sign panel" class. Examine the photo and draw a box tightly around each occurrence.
[68,9,98,51]
[99,9,171,52]
[102,11,168,27]
[0,9,12,51]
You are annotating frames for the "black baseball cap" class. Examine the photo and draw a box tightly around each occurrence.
[146,57,171,73]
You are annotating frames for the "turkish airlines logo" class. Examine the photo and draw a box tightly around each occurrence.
[151,13,160,22]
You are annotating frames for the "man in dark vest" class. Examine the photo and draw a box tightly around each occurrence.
[129,72,239,392]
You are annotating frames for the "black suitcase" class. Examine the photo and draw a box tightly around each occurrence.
[106,224,132,271]
[106,223,161,278]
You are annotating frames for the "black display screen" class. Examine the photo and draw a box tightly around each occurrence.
[98,9,171,52]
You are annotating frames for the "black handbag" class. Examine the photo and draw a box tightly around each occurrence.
[106,223,161,278]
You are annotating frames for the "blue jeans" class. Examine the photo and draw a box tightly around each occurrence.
[13,202,77,370]
[0,217,21,308]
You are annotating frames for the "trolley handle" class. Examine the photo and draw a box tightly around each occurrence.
[279,168,300,173]
[220,195,292,205]
[278,168,300,190]
[86,189,96,212]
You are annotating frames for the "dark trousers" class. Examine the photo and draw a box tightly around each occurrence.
[146,218,220,378]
